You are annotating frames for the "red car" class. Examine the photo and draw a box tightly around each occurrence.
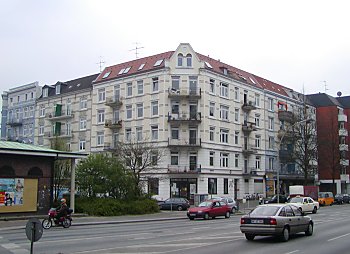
[187,200,231,220]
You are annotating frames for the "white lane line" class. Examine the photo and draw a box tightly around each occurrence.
[285,250,299,254]
[328,233,350,241]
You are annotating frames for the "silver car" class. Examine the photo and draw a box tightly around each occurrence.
[240,204,313,242]
[209,196,238,213]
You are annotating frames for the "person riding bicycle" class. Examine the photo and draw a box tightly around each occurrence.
[55,198,69,223]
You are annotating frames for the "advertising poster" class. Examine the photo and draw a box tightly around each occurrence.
[0,178,24,206]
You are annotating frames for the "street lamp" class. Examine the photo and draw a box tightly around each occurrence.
[277,118,313,203]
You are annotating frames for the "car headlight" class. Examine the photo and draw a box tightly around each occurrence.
[198,211,203,213]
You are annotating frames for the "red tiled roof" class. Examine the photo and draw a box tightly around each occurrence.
[252,75,289,97]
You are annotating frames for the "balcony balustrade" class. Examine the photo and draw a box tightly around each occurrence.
[47,111,74,121]
[339,129,348,137]
[167,164,201,174]
[242,145,258,156]
[242,122,257,133]
[105,96,123,108]
[242,167,258,178]
[340,159,349,166]
[105,119,122,129]
[44,131,73,139]
[6,118,23,126]
[167,88,201,99]
[338,114,348,122]
[339,144,349,151]
[167,112,201,124]
[241,101,257,111]
[278,110,294,122]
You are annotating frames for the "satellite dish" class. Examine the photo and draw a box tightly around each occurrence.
[337,91,342,97]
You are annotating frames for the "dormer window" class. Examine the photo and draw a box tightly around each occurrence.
[56,84,61,95]
[177,53,183,66]
[223,68,228,75]
[186,54,192,67]
[102,71,111,79]
[154,59,163,66]
[43,88,48,97]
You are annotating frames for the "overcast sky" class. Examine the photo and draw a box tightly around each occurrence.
[1,0,350,104]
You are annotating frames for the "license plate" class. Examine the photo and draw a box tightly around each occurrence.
[251,219,263,224]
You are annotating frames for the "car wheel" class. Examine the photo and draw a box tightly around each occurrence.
[305,222,313,236]
[204,213,210,220]
[189,217,194,220]
[245,233,255,241]
[225,211,230,218]
[280,227,290,242]
[177,206,183,211]
[231,207,236,214]
[312,206,317,214]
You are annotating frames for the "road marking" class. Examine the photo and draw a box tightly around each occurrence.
[328,233,350,241]
[285,250,299,254]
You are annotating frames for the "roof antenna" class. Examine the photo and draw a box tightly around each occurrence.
[322,81,329,93]
[129,42,144,59]
[96,56,105,73]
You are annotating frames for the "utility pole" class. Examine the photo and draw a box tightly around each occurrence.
[129,42,144,59]
[96,56,105,73]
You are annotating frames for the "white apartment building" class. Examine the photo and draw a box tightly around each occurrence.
[90,43,316,203]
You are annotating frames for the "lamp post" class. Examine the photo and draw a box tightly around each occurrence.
[277,118,313,203]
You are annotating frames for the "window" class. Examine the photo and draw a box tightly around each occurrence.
[268,117,274,130]
[136,127,143,141]
[137,103,143,118]
[24,107,28,118]
[220,153,229,167]
[138,63,145,70]
[97,131,104,146]
[186,54,192,67]
[255,135,261,148]
[210,79,215,93]
[39,105,45,117]
[255,114,260,127]
[177,54,183,66]
[268,157,274,170]
[256,156,261,169]
[98,88,105,102]
[224,178,229,194]
[97,109,105,124]
[29,124,33,135]
[80,118,87,130]
[234,131,239,145]
[152,77,159,92]
[171,101,179,114]
[23,125,28,136]
[268,136,274,149]
[151,101,158,116]
[210,127,215,141]
[29,106,34,117]
[209,102,215,117]
[137,80,143,95]
[171,127,179,139]
[268,98,274,111]
[114,110,120,122]
[151,125,158,140]
[220,82,229,98]
[127,82,132,97]
[171,152,179,165]
[125,128,132,142]
[126,105,132,119]
[209,151,215,166]
[31,92,34,99]
[102,71,111,78]
[43,88,48,97]
[255,93,260,107]
[235,154,239,167]
[234,108,239,122]
[56,84,61,95]
[234,87,239,101]
[151,152,158,166]
[39,125,44,136]
[220,129,229,143]
[208,178,217,195]
[154,59,163,66]
[171,76,180,91]
[79,140,86,151]
[220,105,229,121]
[80,97,87,110]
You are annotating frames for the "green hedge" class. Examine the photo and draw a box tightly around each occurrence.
[74,197,160,216]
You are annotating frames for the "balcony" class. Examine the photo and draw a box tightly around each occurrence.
[339,144,349,151]
[105,96,123,108]
[241,101,257,111]
[338,114,348,122]
[167,112,201,124]
[340,174,350,183]
[167,88,201,99]
[340,159,349,166]
[105,119,122,129]
[242,167,258,178]
[44,131,73,139]
[242,145,258,156]
[277,129,294,140]
[242,122,257,133]
[278,110,294,122]
[339,129,348,137]
[47,111,74,121]
[168,138,201,148]
[6,118,23,126]
[167,164,201,174]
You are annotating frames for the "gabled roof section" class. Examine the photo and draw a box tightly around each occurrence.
[252,75,289,97]
[336,96,350,109]
[307,93,343,107]
[94,51,174,84]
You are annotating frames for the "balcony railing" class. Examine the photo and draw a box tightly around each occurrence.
[277,129,294,140]
[6,118,23,126]
[168,138,201,148]
[340,159,349,166]
[242,167,258,178]
[242,122,257,132]
[105,119,122,129]
[241,101,257,111]
[339,129,348,137]
[278,110,294,122]
[167,88,201,99]
[44,131,73,139]
[339,144,349,151]
[167,164,201,174]
[47,111,74,121]
[105,96,123,108]
[338,114,348,122]
[167,112,201,124]
[242,145,258,156]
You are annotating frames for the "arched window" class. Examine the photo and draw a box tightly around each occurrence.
[0,165,15,176]
[177,53,183,67]
[186,54,192,67]
[28,167,43,177]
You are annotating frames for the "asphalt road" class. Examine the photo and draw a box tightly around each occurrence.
[1,204,350,254]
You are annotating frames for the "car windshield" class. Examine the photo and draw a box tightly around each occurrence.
[289,197,303,203]
[249,206,280,216]
[198,201,212,207]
